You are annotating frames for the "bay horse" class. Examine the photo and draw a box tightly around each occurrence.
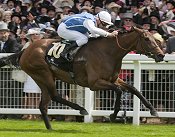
[0,26,164,129]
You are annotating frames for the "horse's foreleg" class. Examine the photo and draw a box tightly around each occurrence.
[110,88,122,122]
[117,78,158,117]
[88,79,123,121]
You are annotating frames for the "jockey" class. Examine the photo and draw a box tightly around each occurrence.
[57,11,118,61]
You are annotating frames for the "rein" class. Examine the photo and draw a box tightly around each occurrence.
[115,28,144,51]
[115,36,128,51]
[115,30,140,51]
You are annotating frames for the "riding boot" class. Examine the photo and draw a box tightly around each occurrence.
[61,42,79,62]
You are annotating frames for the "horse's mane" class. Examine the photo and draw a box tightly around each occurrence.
[88,25,144,41]
[134,24,143,29]
[108,25,138,35]
[89,36,103,41]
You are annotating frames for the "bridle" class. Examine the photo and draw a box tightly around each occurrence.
[136,30,159,55]
[115,28,159,55]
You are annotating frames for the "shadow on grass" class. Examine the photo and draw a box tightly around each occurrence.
[0,128,89,134]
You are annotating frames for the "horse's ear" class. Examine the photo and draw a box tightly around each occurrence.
[133,26,140,32]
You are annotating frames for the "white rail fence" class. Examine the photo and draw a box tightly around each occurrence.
[0,54,175,125]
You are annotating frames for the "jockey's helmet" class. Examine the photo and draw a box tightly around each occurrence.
[96,11,113,25]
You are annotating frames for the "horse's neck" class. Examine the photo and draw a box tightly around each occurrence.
[95,32,139,57]
[97,38,126,61]
[118,31,139,54]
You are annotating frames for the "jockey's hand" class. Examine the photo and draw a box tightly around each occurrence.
[107,31,118,38]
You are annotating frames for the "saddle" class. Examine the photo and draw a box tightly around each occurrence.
[45,40,80,72]
[45,37,103,72]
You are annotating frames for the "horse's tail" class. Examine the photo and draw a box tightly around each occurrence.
[0,50,24,68]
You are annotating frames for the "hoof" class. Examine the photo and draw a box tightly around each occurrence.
[109,113,116,122]
[80,109,88,115]
[150,110,159,117]
[47,127,52,130]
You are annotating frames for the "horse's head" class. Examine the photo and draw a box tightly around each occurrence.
[133,26,165,62]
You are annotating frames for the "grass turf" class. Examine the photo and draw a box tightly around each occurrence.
[0,119,174,137]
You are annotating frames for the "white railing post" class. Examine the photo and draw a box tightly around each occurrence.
[84,87,94,122]
[133,61,141,125]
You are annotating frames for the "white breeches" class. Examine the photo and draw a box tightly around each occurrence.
[57,23,88,46]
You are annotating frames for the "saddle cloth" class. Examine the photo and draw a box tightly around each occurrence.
[45,41,76,72]
[45,37,100,72]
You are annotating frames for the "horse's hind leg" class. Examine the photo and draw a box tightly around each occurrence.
[51,94,88,115]
[31,78,52,130]
[29,70,87,130]
[116,78,158,116]
[39,92,51,130]
[33,70,88,115]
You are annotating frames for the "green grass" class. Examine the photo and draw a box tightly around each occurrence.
[0,119,174,137]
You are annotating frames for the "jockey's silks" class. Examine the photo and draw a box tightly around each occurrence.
[63,12,96,34]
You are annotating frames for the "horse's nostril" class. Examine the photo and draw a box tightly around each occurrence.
[155,54,164,62]
[158,54,165,60]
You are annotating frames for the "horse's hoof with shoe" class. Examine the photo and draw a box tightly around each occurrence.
[150,109,159,117]
[109,113,116,122]
[80,109,88,115]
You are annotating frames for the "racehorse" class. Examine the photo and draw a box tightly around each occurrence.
[0,26,164,129]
